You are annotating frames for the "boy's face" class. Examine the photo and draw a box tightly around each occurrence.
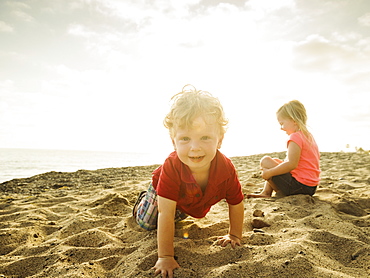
[172,116,223,173]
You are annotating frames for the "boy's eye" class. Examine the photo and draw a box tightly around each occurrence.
[181,137,190,141]
[201,136,210,140]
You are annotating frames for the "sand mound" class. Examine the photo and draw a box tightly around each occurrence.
[1,152,369,277]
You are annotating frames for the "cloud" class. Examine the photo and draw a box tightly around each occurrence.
[292,35,347,71]
[12,10,34,22]
[188,0,246,14]
[0,21,13,32]
[292,34,368,74]
[345,70,370,91]
[68,24,96,38]
[0,0,369,153]
[358,12,370,26]
[246,0,295,12]
[5,1,34,22]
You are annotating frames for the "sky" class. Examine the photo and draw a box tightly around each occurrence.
[1,0,370,160]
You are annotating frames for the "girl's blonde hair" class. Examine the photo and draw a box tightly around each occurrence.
[164,85,228,138]
[277,100,312,140]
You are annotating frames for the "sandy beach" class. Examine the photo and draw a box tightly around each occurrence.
[0,151,369,278]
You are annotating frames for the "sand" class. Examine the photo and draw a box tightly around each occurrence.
[0,151,369,278]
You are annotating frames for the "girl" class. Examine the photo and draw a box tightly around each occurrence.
[247,100,320,198]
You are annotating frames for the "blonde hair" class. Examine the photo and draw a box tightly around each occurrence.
[164,84,228,138]
[277,100,312,140]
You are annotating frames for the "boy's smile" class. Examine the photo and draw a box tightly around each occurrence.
[172,116,223,173]
[189,155,205,163]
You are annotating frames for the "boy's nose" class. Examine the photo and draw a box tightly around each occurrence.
[190,141,201,151]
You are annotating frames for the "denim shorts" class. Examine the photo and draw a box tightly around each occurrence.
[272,173,317,196]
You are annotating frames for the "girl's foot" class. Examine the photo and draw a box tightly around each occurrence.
[246,193,271,199]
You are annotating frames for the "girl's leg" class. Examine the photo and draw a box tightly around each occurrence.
[261,156,281,169]
[247,156,281,198]
[252,180,273,197]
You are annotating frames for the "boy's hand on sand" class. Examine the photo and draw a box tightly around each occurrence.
[217,234,241,249]
[152,257,180,278]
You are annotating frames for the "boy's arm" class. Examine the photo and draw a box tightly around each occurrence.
[218,200,244,248]
[157,196,177,257]
[153,196,180,277]
[228,201,244,240]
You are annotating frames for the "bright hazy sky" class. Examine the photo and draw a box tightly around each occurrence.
[1,0,369,158]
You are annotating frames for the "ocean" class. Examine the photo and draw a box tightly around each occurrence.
[0,148,165,184]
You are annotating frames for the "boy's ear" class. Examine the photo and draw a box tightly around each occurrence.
[172,138,176,150]
[217,134,224,149]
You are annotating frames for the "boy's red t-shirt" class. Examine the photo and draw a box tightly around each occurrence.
[152,150,244,218]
